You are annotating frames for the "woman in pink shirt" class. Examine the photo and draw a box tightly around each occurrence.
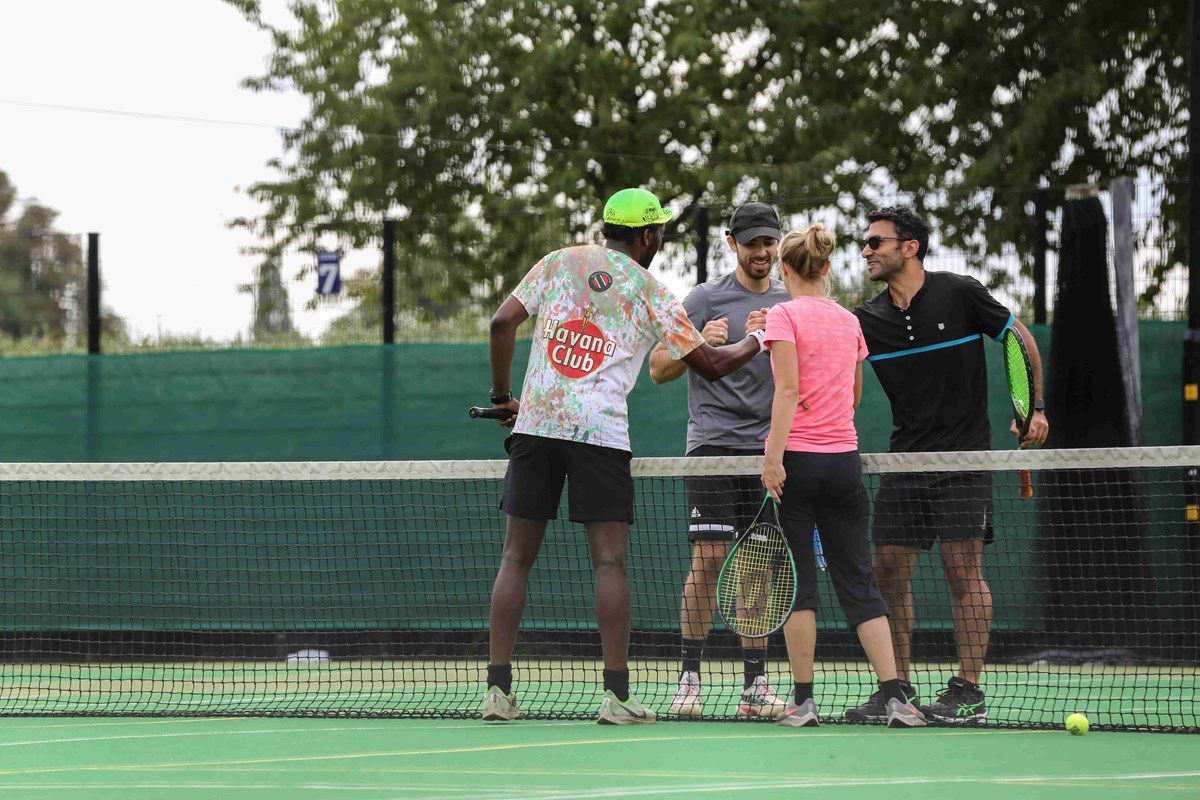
[761,224,925,729]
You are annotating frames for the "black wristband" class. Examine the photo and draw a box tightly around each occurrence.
[490,390,513,405]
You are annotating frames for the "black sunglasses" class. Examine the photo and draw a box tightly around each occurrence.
[862,235,911,250]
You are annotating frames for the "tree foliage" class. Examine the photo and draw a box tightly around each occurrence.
[0,170,89,347]
[228,0,1185,316]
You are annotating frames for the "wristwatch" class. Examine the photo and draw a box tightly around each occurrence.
[1033,398,1045,412]
[490,389,513,405]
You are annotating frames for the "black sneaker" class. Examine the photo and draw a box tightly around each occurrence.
[843,681,919,722]
[920,677,987,724]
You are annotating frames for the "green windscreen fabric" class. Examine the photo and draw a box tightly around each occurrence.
[0,343,687,462]
[0,323,1179,463]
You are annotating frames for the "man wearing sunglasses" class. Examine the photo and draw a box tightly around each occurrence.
[847,206,1049,725]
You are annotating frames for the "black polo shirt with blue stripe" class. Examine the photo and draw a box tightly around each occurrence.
[854,271,1013,453]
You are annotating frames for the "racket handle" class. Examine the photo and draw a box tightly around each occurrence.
[468,406,515,420]
[1019,468,1033,500]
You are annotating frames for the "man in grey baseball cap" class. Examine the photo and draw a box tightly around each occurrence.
[727,202,784,245]
[649,200,791,719]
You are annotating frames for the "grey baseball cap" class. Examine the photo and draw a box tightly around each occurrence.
[726,202,783,244]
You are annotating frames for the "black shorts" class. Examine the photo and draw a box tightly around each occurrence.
[777,450,889,628]
[871,470,994,550]
[500,433,635,523]
[683,446,764,543]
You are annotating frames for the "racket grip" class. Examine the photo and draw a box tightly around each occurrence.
[1019,468,1033,500]
[468,406,515,420]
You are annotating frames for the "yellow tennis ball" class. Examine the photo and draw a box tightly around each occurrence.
[1065,713,1089,735]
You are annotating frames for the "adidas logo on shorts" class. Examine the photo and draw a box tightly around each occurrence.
[690,507,701,519]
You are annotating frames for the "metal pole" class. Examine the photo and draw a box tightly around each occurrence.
[381,219,396,457]
[1033,188,1047,325]
[86,232,101,461]
[1183,0,1200,659]
[695,206,709,285]
[87,233,100,354]
[382,219,396,345]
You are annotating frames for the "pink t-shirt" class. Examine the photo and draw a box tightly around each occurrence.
[764,296,868,453]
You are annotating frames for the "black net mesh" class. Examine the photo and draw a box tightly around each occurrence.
[0,450,1195,731]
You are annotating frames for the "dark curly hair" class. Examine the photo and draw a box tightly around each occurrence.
[867,206,930,261]
[602,222,662,243]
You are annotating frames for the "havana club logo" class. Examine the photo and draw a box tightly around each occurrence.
[542,306,614,378]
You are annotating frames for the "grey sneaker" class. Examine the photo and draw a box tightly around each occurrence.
[885,697,927,728]
[597,691,657,725]
[844,681,919,722]
[481,686,520,721]
[775,698,820,727]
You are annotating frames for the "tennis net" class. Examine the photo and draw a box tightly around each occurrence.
[0,447,1196,731]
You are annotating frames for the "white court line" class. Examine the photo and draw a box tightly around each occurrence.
[453,771,1200,800]
[0,726,1049,757]
[2,770,1196,798]
[0,721,593,748]
[0,783,541,796]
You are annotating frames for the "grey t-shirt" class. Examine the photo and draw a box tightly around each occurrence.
[682,271,791,453]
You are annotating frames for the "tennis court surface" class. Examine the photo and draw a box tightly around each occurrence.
[1,717,1196,800]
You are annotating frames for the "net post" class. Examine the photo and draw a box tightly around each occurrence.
[695,205,709,285]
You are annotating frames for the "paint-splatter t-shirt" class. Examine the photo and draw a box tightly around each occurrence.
[511,244,703,451]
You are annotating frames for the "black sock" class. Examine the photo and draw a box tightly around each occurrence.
[487,663,513,695]
[681,637,705,677]
[603,669,630,702]
[880,678,906,704]
[793,682,814,705]
[743,649,767,689]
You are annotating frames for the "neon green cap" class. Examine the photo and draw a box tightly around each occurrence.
[602,188,674,227]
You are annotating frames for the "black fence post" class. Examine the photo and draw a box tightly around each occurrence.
[695,206,709,286]
[1032,188,1047,325]
[1183,0,1200,660]
[383,219,396,345]
[87,233,101,354]
[86,232,100,461]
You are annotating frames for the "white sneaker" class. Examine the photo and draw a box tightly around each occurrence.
[669,671,703,718]
[738,675,788,718]
[597,691,657,725]
[481,686,520,721]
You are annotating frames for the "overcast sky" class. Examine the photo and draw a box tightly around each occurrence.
[0,1,711,346]
[0,0,334,342]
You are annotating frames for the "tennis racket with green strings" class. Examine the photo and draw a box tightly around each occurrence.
[715,495,797,638]
[1001,326,1035,500]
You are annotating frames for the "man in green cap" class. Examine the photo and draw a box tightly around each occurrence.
[481,187,769,725]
